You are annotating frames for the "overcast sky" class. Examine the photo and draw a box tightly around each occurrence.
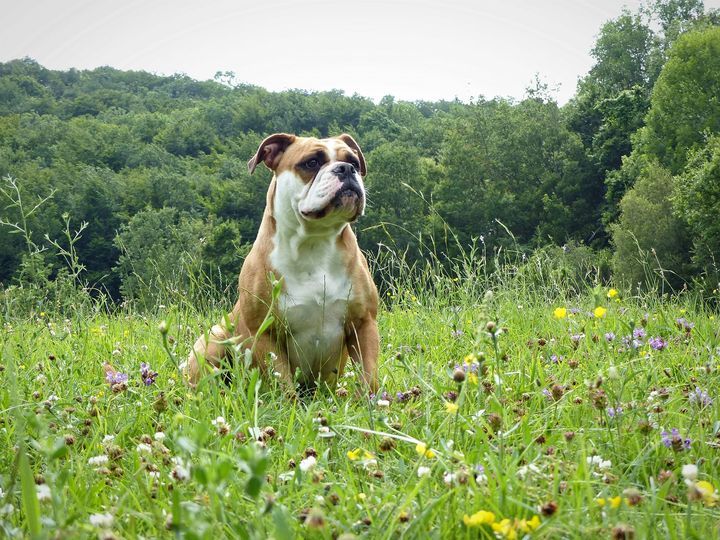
[3,0,719,104]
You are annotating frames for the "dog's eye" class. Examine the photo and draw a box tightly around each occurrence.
[303,158,320,169]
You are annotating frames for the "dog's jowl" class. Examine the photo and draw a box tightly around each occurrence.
[186,133,379,393]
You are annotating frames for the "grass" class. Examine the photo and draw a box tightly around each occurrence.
[1,270,720,539]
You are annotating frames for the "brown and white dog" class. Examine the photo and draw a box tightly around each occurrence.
[185,133,379,393]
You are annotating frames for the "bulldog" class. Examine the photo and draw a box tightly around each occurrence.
[185,133,379,393]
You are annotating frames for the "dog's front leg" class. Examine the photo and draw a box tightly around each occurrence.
[347,318,379,394]
[249,331,296,397]
[186,323,232,386]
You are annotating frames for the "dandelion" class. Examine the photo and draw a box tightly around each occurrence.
[593,306,607,318]
[648,337,667,351]
[553,307,567,319]
[89,513,114,528]
[36,484,51,502]
[299,455,317,472]
[463,510,495,527]
[445,401,459,414]
[607,288,619,299]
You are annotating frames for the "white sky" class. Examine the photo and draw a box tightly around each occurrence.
[2,0,719,104]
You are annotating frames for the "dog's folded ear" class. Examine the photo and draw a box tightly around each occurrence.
[337,133,367,176]
[248,133,296,174]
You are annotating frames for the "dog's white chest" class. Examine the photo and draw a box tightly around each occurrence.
[271,238,352,381]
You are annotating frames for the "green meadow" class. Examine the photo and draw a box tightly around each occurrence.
[1,262,719,539]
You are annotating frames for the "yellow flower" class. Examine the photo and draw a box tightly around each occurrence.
[553,307,567,319]
[609,495,622,509]
[517,515,541,532]
[415,442,435,459]
[593,306,607,318]
[347,448,362,461]
[607,288,618,298]
[467,372,479,385]
[362,450,375,460]
[696,481,719,507]
[595,498,606,507]
[463,353,477,363]
[463,510,495,527]
[445,402,459,414]
[492,518,517,539]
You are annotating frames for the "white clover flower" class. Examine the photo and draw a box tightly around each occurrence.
[136,443,152,454]
[35,374,47,384]
[443,472,456,486]
[682,464,698,481]
[102,435,115,444]
[417,466,431,478]
[88,455,109,467]
[517,464,540,479]
[299,455,317,472]
[154,432,166,442]
[376,399,390,407]
[36,484,51,502]
[598,460,612,471]
[89,512,114,528]
[171,464,191,482]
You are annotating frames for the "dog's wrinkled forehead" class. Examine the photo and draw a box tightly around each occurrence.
[278,138,362,183]
[247,133,367,178]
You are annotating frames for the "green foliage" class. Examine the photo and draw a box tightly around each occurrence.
[673,135,720,281]
[610,161,692,291]
[641,25,720,173]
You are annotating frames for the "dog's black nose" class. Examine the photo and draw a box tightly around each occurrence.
[333,163,356,178]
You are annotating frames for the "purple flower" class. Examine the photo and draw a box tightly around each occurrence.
[140,362,158,386]
[633,328,646,340]
[648,337,667,351]
[542,389,552,401]
[570,333,585,344]
[607,406,623,418]
[568,308,581,315]
[550,354,563,364]
[689,387,713,407]
[661,428,691,451]
[451,329,464,338]
[106,371,129,386]
[604,332,616,342]
[675,318,695,332]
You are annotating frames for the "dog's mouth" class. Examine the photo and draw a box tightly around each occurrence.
[300,184,364,221]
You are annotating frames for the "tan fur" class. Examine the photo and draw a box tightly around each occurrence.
[186,134,379,393]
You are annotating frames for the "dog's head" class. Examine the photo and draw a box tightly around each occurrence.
[248,133,367,229]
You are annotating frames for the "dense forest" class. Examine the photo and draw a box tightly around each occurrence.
[1,0,719,308]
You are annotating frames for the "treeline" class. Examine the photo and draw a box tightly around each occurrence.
[0,0,719,308]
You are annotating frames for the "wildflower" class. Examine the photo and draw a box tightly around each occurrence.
[451,329,464,338]
[443,471,456,485]
[609,495,622,509]
[491,518,517,539]
[211,416,230,435]
[467,372,479,385]
[675,317,694,332]
[415,442,435,459]
[648,337,667,351]
[105,370,128,386]
[89,513,114,528]
[607,406,623,418]
[136,443,152,454]
[154,432,166,442]
[632,328,646,340]
[445,401,459,414]
[140,362,158,385]
[517,515,541,532]
[661,428,691,451]
[605,332,616,342]
[88,455,109,467]
[570,333,585,345]
[170,457,191,482]
[689,387,713,407]
[607,289,619,299]
[553,307,567,319]
[692,481,719,507]
[593,306,607,318]
[417,466,431,478]
[299,455,317,472]
[463,510,495,527]
[474,464,487,483]
[376,399,390,407]
[452,368,466,383]
[681,464,698,481]
[36,484,52,502]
